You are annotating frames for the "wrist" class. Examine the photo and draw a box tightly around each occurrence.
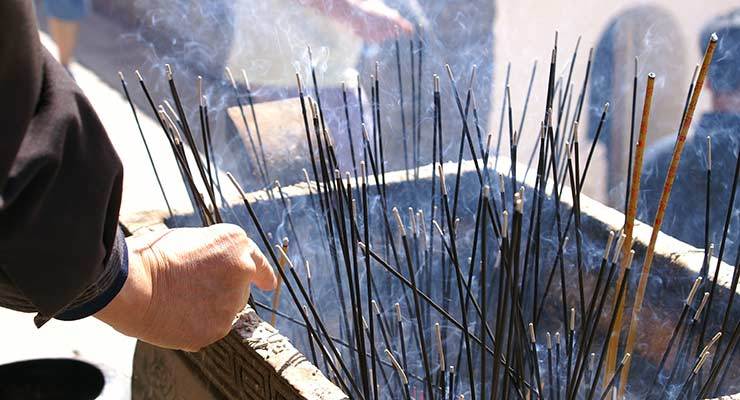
[95,238,154,336]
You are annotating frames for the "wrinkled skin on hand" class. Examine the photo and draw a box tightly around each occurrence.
[96,224,277,352]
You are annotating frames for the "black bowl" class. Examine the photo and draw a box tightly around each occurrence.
[0,359,104,400]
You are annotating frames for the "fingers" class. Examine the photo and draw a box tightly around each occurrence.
[206,224,276,291]
[247,241,278,291]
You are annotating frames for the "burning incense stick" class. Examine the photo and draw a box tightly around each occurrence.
[270,238,290,325]
[597,353,630,400]
[604,71,656,383]
[395,36,410,180]
[645,276,703,399]
[117,27,739,399]
[393,206,434,398]
[624,57,638,217]
[702,143,740,367]
[385,349,411,400]
[225,67,269,191]
[616,34,718,396]
[118,72,173,219]
[228,172,364,398]
[241,69,271,187]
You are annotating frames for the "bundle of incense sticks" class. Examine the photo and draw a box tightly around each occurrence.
[119,30,740,400]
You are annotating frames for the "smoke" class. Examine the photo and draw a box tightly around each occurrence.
[111,1,740,397]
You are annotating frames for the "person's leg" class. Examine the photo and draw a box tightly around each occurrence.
[44,0,89,67]
[48,18,79,67]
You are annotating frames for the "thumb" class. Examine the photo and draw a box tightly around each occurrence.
[247,242,278,291]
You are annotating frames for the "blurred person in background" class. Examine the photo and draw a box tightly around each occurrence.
[136,0,412,187]
[640,8,740,264]
[360,0,496,172]
[227,0,413,173]
[587,6,688,208]
[44,0,89,70]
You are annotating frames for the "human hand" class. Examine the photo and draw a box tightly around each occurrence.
[96,224,277,352]
[343,0,414,43]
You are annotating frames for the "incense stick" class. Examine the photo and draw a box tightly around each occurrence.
[605,71,656,383]
[616,34,718,396]
[226,67,269,191]
[118,72,173,219]
[228,172,364,398]
[624,57,638,216]
[270,238,290,325]
[393,207,434,398]
[394,36,410,180]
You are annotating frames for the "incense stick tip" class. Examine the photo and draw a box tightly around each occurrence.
[634,56,638,76]
[392,207,406,237]
[241,69,251,91]
[502,211,509,238]
[694,292,710,320]
[603,231,615,260]
[438,164,447,195]
[694,351,711,374]
[224,67,236,88]
[687,276,702,305]
[569,308,575,331]
[707,136,712,170]
[295,72,304,93]
[625,249,635,269]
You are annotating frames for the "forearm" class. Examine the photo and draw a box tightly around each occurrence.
[0,45,126,321]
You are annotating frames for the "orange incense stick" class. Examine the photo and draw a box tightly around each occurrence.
[604,72,656,383]
[617,33,718,397]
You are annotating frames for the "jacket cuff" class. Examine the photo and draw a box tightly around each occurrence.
[54,227,129,321]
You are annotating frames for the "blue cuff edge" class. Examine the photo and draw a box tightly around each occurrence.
[56,232,129,321]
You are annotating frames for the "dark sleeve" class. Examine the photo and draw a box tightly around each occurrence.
[0,0,128,323]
